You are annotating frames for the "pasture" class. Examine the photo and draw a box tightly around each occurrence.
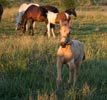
[0,5,107,100]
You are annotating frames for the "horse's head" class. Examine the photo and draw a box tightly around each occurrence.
[59,19,72,47]
[65,8,77,17]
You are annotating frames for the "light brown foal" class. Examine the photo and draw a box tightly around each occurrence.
[56,19,85,88]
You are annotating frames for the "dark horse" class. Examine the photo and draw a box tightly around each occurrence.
[0,4,3,22]
[20,5,48,36]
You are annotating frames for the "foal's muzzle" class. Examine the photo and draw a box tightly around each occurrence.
[60,36,68,48]
[60,42,66,48]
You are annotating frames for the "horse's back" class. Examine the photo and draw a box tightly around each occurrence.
[23,5,48,22]
[55,13,69,23]
[26,5,47,16]
[18,3,39,12]
[43,5,59,13]
[18,3,28,12]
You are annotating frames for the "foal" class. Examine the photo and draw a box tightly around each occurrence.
[56,19,85,88]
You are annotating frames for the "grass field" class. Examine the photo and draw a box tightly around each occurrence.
[0,5,107,100]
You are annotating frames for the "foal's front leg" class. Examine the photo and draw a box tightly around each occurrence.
[56,58,63,89]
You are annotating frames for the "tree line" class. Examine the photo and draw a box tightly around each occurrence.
[0,0,107,7]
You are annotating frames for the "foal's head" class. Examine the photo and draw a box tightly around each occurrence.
[60,19,72,47]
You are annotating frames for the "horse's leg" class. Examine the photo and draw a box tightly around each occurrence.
[20,17,27,35]
[68,59,75,85]
[20,22,27,35]
[47,23,51,38]
[56,57,63,89]
[33,21,36,31]
[50,23,56,38]
[75,62,82,81]
[29,19,34,36]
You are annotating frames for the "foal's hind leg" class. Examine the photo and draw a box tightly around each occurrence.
[68,59,75,85]
[29,19,34,36]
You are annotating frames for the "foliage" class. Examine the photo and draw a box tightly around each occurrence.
[0,0,10,7]
[59,0,79,9]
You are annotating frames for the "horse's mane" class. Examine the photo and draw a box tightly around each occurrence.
[39,6,48,18]
[42,5,59,13]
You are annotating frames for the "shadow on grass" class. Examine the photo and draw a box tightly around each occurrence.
[0,49,107,100]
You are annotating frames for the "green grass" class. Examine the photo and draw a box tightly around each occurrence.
[0,5,107,100]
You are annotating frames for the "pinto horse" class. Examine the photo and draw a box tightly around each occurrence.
[46,8,77,37]
[56,19,85,88]
[0,4,3,22]
[20,5,48,36]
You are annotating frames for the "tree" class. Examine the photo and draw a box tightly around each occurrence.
[59,0,79,9]
[0,0,10,7]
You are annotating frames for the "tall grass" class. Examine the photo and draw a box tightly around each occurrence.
[0,5,107,100]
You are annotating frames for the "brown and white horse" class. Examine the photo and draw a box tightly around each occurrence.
[56,19,85,88]
[45,8,77,37]
[0,4,3,22]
